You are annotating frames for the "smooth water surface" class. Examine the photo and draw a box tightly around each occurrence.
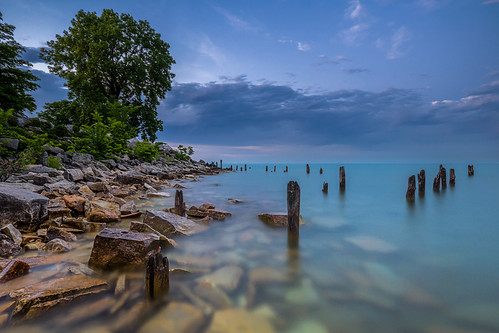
[4,163,499,332]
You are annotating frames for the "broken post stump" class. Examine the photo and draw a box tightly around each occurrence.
[339,166,346,190]
[244,164,247,171]
[406,175,416,201]
[440,165,447,188]
[320,168,323,174]
[274,165,276,172]
[418,169,425,195]
[146,252,169,300]
[287,181,300,235]
[174,190,185,216]
[236,165,238,171]
[220,160,223,169]
[306,164,310,174]
[285,166,288,173]
[450,168,456,186]
[322,182,328,194]
[266,166,268,172]
[433,173,440,191]
[468,164,474,176]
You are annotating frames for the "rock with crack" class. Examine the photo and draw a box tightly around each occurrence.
[143,210,208,237]
[0,188,49,232]
[88,228,161,270]
[84,200,121,223]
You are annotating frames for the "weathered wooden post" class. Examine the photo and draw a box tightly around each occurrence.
[236,165,238,171]
[306,164,310,174]
[322,182,328,193]
[245,164,247,171]
[287,181,300,235]
[468,164,474,176]
[274,165,276,172]
[433,173,440,191]
[339,166,346,190]
[230,165,233,171]
[266,165,268,172]
[146,252,169,300]
[174,190,185,216]
[449,168,456,186]
[406,175,416,201]
[285,166,288,173]
[220,160,223,169]
[440,165,447,188]
[418,169,425,195]
[320,168,323,174]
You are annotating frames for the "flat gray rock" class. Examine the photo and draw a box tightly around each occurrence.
[143,210,208,237]
[0,187,49,232]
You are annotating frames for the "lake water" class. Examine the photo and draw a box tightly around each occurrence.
[3,163,499,332]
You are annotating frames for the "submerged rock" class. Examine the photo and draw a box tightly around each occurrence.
[0,187,49,232]
[139,302,205,333]
[120,201,137,215]
[194,281,232,309]
[0,260,30,282]
[345,235,397,253]
[197,266,243,292]
[46,226,77,242]
[206,308,276,333]
[258,213,304,227]
[88,228,160,270]
[143,210,208,237]
[42,238,72,252]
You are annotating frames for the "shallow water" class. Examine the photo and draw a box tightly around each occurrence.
[3,163,499,332]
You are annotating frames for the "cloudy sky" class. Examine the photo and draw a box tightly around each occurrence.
[3,0,499,162]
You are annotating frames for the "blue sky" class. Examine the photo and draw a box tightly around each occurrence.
[2,0,499,162]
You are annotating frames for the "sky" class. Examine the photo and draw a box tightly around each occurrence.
[2,0,499,162]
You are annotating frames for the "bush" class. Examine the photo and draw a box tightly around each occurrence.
[133,140,159,163]
[47,155,61,169]
[174,145,194,161]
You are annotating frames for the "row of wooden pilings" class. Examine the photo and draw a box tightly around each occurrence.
[406,164,474,200]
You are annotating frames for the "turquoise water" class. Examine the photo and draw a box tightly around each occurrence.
[167,163,499,332]
[4,163,499,332]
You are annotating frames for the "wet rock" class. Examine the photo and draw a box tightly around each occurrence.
[61,218,106,233]
[115,171,145,185]
[10,275,107,317]
[41,238,72,252]
[1,224,23,245]
[194,281,232,309]
[288,319,329,333]
[88,182,109,193]
[249,267,288,284]
[63,168,84,182]
[285,279,320,305]
[143,210,208,237]
[0,260,30,282]
[139,302,205,333]
[206,308,276,333]
[228,198,244,204]
[63,195,86,213]
[84,200,121,223]
[46,226,77,242]
[88,228,161,270]
[207,209,232,220]
[345,235,397,253]
[129,221,177,247]
[258,213,304,227]
[186,207,208,218]
[146,192,171,198]
[47,206,72,220]
[199,203,215,211]
[111,188,132,198]
[0,187,49,232]
[120,200,137,215]
[0,236,20,258]
[197,266,243,292]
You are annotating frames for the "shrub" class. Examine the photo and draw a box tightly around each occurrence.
[47,155,62,169]
[133,140,159,163]
[174,145,194,161]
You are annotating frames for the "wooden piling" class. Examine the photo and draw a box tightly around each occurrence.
[339,166,346,190]
[146,252,169,300]
[266,165,268,172]
[418,169,425,195]
[220,160,223,169]
[245,164,247,171]
[433,173,440,191]
[440,165,447,188]
[406,175,416,201]
[449,168,455,186]
[287,181,300,235]
[468,164,474,176]
[306,164,310,174]
[285,166,288,173]
[174,190,185,216]
[236,165,238,171]
[274,165,276,172]
[322,182,328,194]
[320,168,323,174]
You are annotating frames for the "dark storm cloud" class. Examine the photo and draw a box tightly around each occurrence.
[157,77,499,151]
[30,70,67,111]
[22,46,43,63]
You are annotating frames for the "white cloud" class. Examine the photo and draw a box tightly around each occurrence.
[199,36,226,66]
[31,62,50,74]
[378,27,411,59]
[339,23,370,45]
[346,0,364,20]
[297,42,311,51]
[216,7,255,32]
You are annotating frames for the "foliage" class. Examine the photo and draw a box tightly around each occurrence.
[41,9,175,141]
[174,145,194,161]
[73,111,134,160]
[133,140,159,163]
[0,12,39,116]
[0,158,24,181]
[47,155,61,169]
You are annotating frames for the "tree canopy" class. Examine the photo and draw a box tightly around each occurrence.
[41,9,175,141]
[0,12,39,116]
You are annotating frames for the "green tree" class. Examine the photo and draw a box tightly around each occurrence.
[0,12,39,116]
[41,9,175,141]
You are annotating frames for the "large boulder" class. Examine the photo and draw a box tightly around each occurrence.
[0,182,44,193]
[0,188,49,232]
[84,200,121,223]
[115,171,145,185]
[88,228,160,270]
[25,165,59,177]
[0,138,20,150]
[63,168,84,182]
[63,195,86,213]
[143,210,208,237]
[44,180,78,193]
[0,224,23,245]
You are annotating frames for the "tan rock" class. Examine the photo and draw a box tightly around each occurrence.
[258,213,304,227]
[0,260,30,282]
[206,308,276,333]
[197,266,243,292]
[139,302,205,333]
[63,195,86,213]
[194,281,232,309]
[85,200,121,223]
[78,185,95,197]
[143,210,207,237]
